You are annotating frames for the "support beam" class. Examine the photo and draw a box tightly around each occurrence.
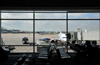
[0,10,1,45]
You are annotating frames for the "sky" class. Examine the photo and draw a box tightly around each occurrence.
[1,11,100,32]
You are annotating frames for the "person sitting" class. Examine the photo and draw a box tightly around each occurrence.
[72,40,75,44]
[85,40,99,65]
[91,41,98,57]
[85,41,92,51]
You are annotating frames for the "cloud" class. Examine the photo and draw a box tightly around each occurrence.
[35,20,66,31]
[1,20,33,31]
[1,13,33,19]
[68,13,85,18]
[68,13,99,19]
[68,20,99,32]
[1,12,99,32]
[35,13,66,19]
[93,14,99,19]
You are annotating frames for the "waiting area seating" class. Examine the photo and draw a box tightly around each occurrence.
[1,40,100,65]
[53,43,71,59]
[14,54,27,65]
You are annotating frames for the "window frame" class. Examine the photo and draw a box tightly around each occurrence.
[0,10,100,53]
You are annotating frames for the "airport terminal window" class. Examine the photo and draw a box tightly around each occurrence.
[0,10,100,53]
[35,13,66,19]
[1,20,33,45]
[68,13,99,19]
[35,20,66,52]
[1,13,33,19]
[35,11,67,52]
[0,10,68,53]
[68,13,100,52]
[1,10,33,52]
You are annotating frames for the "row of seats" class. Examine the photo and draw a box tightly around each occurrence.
[14,54,27,65]
[37,43,53,65]
[53,43,71,59]
[36,43,71,65]
[22,54,34,65]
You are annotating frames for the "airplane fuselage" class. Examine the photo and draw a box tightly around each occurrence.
[58,33,67,44]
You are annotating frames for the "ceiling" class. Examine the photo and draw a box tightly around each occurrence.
[0,0,100,12]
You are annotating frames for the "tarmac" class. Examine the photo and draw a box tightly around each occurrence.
[1,33,74,52]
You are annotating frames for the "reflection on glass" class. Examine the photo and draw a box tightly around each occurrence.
[68,13,99,19]
[1,13,33,19]
[1,20,33,45]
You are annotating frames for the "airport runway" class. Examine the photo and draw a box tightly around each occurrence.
[2,33,59,45]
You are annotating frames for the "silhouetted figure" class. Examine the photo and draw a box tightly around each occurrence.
[74,44,81,65]
[85,41,93,52]
[67,41,70,45]
[51,40,55,43]
[0,46,8,61]
[85,41,99,65]
[72,40,75,44]
[92,41,97,47]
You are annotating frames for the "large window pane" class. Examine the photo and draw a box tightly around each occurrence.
[35,11,67,12]
[35,20,67,52]
[35,13,66,19]
[68,13,99,19]
[1,20,33,45]
[1,13,33,19]
[1,10,33,13]
[68,20,99,52]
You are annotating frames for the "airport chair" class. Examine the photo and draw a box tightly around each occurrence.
[37,45,53,65]
[38,45,53,59]
[22,54,36,65]
[22,58,29,65]
[39,43,52,55]
[28,54,35,65]
[14,54,26,65]
[55,48,70,65]
[54,43,71,64]
[53,43,71,59]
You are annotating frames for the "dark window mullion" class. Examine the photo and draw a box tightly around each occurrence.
[1,19,100,20]
[0,10,1,45]
[66,12,68,53]
[33,11,35,53]
[1,19,33,20]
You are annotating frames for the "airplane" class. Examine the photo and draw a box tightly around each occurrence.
[58,31,67,44]
[37,31,67,45]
